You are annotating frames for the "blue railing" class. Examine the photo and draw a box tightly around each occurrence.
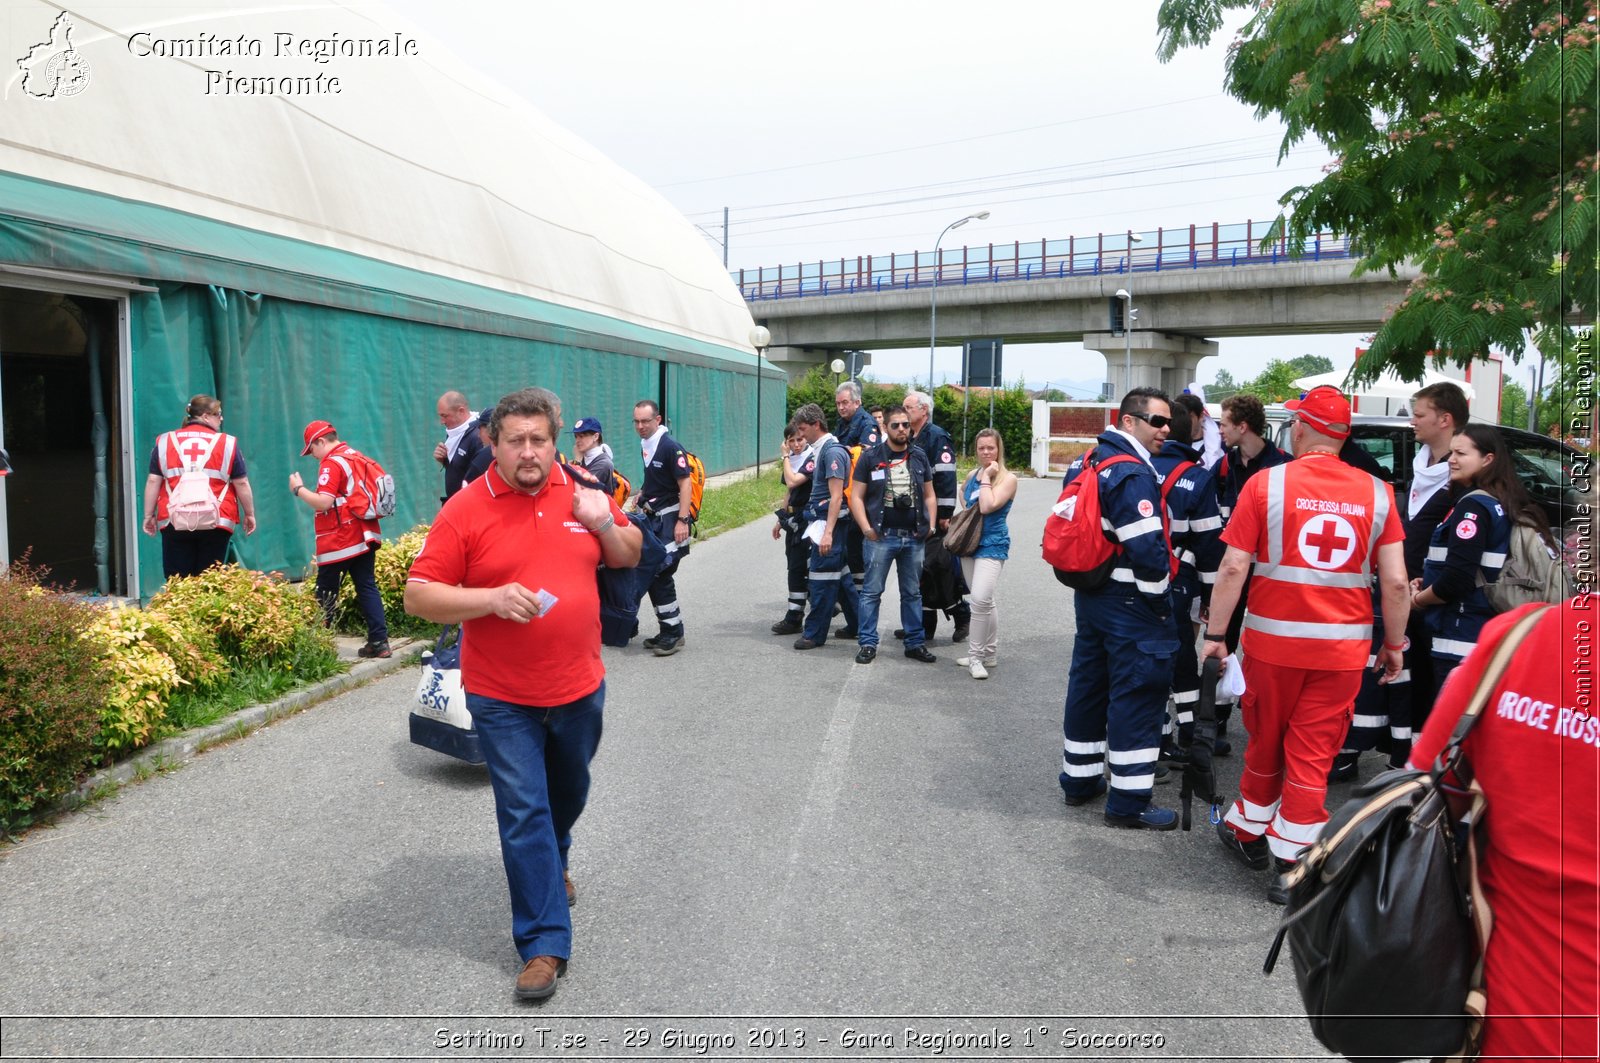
[735,221,1356,301]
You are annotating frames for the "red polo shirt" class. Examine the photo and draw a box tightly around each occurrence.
[407,462,629,706]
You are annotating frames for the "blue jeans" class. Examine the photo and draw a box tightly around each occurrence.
[315,545,388,644]
[466,683,605,962]
[859,531,925,648]
[801,530,859,643]
[1059,592,1177,817]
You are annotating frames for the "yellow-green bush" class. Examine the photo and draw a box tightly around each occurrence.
[334,524,437,638]
[83,606,185,753]
[150,564,334,664]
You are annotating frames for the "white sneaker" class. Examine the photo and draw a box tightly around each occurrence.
[957,656,997,669]
[969,659,989,680]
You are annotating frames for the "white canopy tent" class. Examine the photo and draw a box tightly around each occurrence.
[1292,367,1459,401]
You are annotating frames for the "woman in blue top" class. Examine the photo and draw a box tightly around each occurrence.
[956,428,1017,680]
[1411,424,1550,696]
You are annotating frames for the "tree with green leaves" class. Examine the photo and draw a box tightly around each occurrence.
[1206,368,1240,402]
[1287,354,1335,377]
[1156,0,1597,383]
[1243,358,1313,402]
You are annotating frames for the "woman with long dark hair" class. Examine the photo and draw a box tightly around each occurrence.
[1410,423,1552,694]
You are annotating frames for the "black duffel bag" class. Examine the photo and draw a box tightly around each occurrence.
[1264,605,1548,1063]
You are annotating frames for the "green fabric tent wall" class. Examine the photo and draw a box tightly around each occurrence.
[0,174,782,600]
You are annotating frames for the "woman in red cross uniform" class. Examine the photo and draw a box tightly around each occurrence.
[140,394,256,579]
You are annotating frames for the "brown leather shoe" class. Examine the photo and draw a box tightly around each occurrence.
[564,870,577,907]
[514,955,567,1000]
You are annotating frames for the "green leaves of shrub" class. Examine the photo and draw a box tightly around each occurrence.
[0,565,110,836]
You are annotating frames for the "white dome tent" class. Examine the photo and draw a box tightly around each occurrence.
[0,0,778,597]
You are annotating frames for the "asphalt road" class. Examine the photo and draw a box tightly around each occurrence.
[0,478,1342,1062]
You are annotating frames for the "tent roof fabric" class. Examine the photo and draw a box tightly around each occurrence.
[0,0,756,357]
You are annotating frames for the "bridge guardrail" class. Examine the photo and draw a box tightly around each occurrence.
[737,222,1356,302]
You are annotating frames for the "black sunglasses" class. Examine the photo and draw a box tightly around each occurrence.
[1127,411,1171,429]
[887,421,910,430]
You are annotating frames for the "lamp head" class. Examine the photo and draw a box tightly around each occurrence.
[974,210,991,221]
[1115,288,1131,300]
[1130,233,1145,244]
[749,325,771,349]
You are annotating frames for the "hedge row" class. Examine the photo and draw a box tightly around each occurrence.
[0,563,341,836]
[784,366,1036,470]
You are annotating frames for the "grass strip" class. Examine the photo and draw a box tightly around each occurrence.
[693,468,789,540]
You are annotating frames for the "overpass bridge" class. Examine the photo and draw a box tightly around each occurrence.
[738,221,1420,395]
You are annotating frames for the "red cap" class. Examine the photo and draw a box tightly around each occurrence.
[1285,385,1352,440]
[300,420,335,455]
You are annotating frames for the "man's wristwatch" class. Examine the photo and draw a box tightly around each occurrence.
[1203,632,1227,642]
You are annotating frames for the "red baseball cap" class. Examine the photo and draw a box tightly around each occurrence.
[1285,385,1352,440]
[300,420,335,455]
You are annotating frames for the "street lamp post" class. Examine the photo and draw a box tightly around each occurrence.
[928,210,990,390]
[1113,233,1144,395]
[750,325,770,471]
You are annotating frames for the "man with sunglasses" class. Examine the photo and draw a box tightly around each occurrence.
[847,406,938,664]
[1058,387,1183,830]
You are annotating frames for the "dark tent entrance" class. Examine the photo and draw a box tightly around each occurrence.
[0,285,129,596]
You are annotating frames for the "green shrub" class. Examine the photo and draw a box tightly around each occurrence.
[83,606,185,754]
[0,565,113,835]
[786,368,1034,468]
[333,524,438,639]
[149,564,334,664]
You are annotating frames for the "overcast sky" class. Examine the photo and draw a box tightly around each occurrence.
[379,0,1372,394]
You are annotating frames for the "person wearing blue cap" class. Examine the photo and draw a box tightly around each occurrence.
[571,417,616,497]
[463,406,496,486]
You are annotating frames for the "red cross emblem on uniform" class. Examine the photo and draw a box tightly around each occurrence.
[1300,514,1358,569]
[181,440,210,464]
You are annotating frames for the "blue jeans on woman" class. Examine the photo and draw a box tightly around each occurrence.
[466,682,605,962]
[858,530,926,649]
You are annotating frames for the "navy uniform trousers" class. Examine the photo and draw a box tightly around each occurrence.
[1059,591,1178,817]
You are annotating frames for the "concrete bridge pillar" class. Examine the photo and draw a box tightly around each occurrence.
[763,346,873,384]
[1083,331,1219,400]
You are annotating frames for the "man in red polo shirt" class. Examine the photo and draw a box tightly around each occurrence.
[404,387,641,1003]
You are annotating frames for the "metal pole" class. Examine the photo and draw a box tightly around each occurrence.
[928,212,989,390]
[929,247,942,390]
[1124,303,1132,393]
[722,207,729,269]
[1528,361,1538,432]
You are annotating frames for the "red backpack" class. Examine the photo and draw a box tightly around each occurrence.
[1043,454,1179,591]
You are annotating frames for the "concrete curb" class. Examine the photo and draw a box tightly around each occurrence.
[56,637,423,814]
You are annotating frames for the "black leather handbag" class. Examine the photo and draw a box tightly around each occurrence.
[1265,605,1548,1063]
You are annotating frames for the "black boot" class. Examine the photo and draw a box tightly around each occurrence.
[1268,857,1295,905]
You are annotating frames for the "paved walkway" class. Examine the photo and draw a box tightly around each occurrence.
[0,479,1340,1060]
